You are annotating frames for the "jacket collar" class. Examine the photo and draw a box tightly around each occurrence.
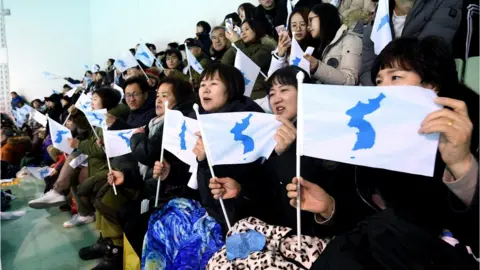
[322,24,349,58]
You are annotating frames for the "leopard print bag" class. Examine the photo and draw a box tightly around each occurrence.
[206,217,329,270]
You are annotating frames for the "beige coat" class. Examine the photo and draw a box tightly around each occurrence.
[339,0,375,23]
[313,24,363,85]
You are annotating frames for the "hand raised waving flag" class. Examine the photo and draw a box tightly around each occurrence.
[371,0,392,55]
[75,93,93,113]
[135,43,156,67]
[298,84,440,176]
[197,111,281,165]
[184,44,204,74]
[289,36,310,75]
[85,109,107,128]
[163,109,199,166]
[48,116,74,154]
[103,128,136,158]
[234,48,261,97]
[114,51,139,72]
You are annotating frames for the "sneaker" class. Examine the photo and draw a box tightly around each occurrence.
[79,236,109,261]
[63,214,94,228]
[28,190,66,209]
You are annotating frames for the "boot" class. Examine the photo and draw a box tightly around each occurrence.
[91,241,123,270]
[79,235,108,260]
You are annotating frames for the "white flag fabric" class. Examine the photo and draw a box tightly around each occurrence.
[135,43,156,67]
[12,109,26,127]
[234,48,260,97]
[114,51,139,72]
[289,37,310,75]
[69,154,89,169]
[27,167,54,180]
[154,59,164,73]
[48,117,74,154]
[92,65,100,73]
[184,44,204,74]
[85,109,107,128]
[42,71,62,80]
[299,84,441,176]
[198,112,281,165]
[371,0,392,55]
[75,93,93,113]
[32,110,48,127]
[163,109,199,167]
[64,88,77,97]
[113,84,125,101]
[103,128,136,158]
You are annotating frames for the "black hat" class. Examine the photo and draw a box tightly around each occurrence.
[44,93,62,104]
[184,38,201,49]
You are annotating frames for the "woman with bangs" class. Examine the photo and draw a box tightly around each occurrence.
[267,7,317,76]
[288,37,479,268]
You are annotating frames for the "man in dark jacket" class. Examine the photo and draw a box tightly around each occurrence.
[108,76,156,130]
[255,0,285,40]
[360,0,463,86]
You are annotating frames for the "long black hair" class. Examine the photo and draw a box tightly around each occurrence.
[238,3,256,21]
[310,4,341,56]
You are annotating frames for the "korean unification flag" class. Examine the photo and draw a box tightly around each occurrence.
[299,84,441,177]
[27,166,54,180]
[85,109,107,128]
[42,71,62,80]
[371,0,392,55]
[163,109,199,167]
[75,93,93,113]
[114,51,139,72]
[289,37,310,75]
[234,49,260,97]
[32,110,48,127]
[103,128,136,158]
[48,117,74,154]
[64,87,78,97]
[198,112,281,165]
[135,43,156,67]
[185,44,204,74]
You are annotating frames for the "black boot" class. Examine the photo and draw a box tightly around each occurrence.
[91,241,123,270]
[79,235,108,260]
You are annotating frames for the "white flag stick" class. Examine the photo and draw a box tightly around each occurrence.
[155,101,168,207]
[193,103,232,231]
[135,60,150,80]
[102,123,118,196]
[296,71,305,248]
[232,44,268,79]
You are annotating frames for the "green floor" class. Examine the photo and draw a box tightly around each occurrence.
[1,177,101,270]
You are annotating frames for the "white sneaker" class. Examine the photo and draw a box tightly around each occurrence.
[28,190,66,209]
[63,214,95,228]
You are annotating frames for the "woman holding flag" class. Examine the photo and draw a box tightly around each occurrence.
[289,37,479,268]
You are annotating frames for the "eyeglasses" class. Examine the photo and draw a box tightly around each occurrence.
[308,16,319,24]
[125,92,143,99]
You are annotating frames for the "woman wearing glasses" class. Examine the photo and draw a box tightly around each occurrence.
[267,7,316,77]
[304,3,363,85]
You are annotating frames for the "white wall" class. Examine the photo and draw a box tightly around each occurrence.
[5,0,93,101]
[5,0,257,101]
[89,0,257,65]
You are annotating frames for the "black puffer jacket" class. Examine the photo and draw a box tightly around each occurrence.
[190,97,266,231]
[261,137,375,238]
